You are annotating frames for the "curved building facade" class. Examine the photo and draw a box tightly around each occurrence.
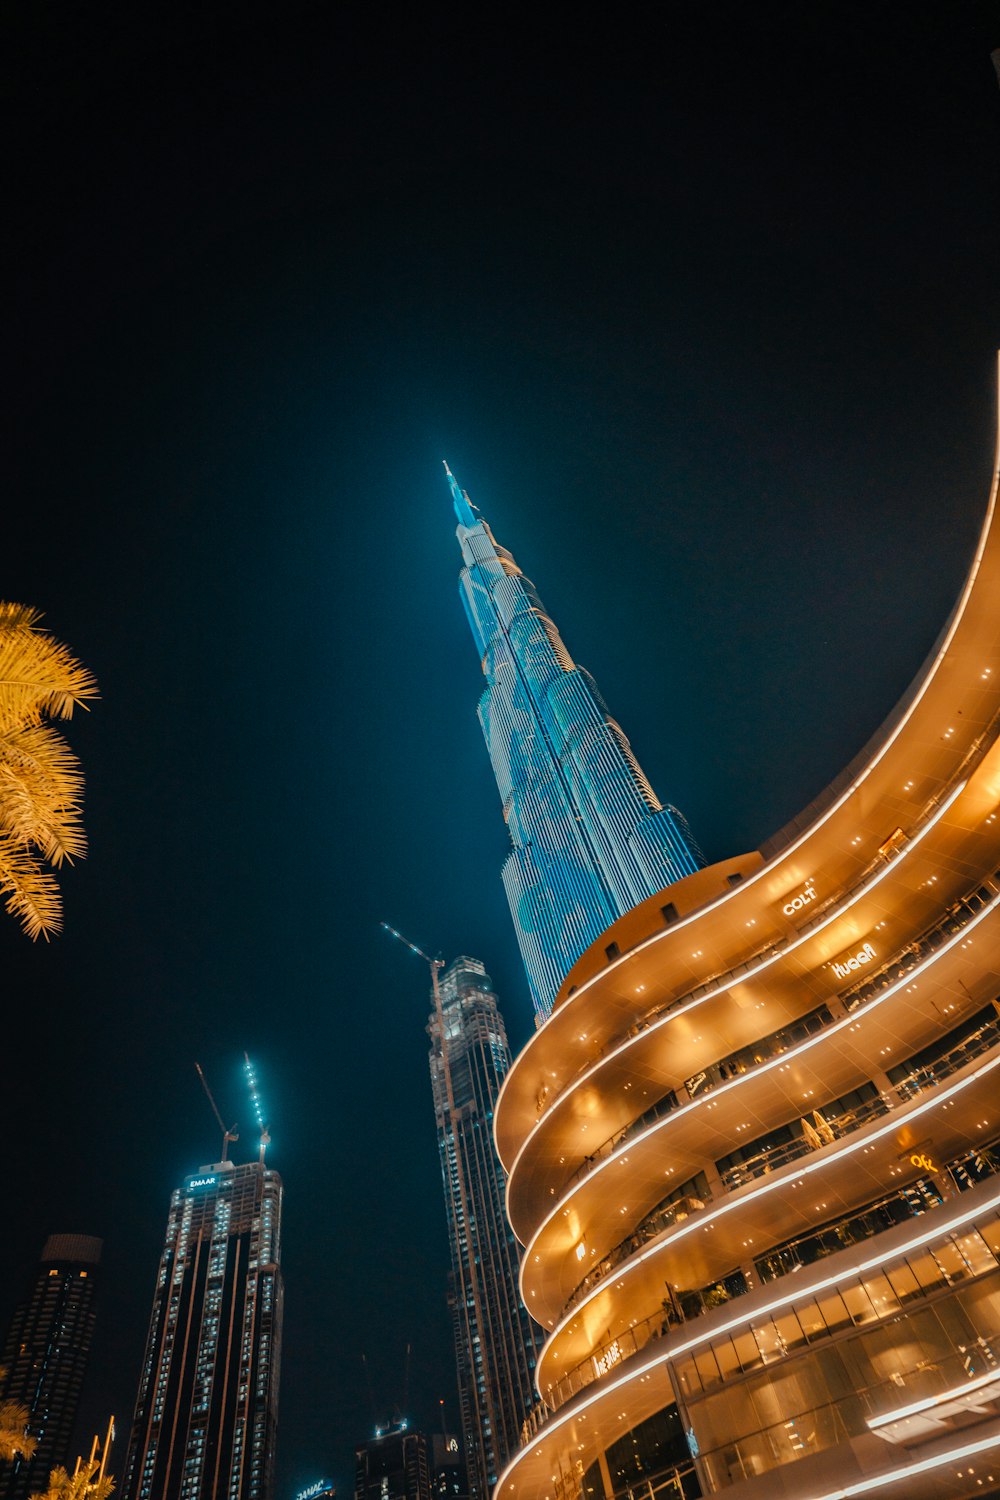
[449,466,701,1021]
[494,363,1000,1499]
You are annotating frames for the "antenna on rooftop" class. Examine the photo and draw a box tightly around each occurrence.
[361,1353,378,1427]
[195,1063,239,1163]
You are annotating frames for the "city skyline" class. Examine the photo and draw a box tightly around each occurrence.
[2,6,997,1498]
[450,472,702,1018]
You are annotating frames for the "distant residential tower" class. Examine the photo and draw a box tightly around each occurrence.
[428,955,544,1500]
[0,1234,102,1500]
[121,1157,284,1500]
[449,467,701,1018]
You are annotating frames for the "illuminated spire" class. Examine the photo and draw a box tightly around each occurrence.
[450,471,702,1018]
[444,460,478,529]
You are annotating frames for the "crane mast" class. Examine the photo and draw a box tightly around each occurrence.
[195,1062,239,1162]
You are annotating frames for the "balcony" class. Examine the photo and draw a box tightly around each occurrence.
[531,1146,1000,1427]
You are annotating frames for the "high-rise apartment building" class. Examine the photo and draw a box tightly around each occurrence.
[121,1158,284,1500]
[494,367,1000,1498]
[448,467,701,1019]
[355,1420,430,1500]
[0,1234,102,1500]
[428,956,544,1500]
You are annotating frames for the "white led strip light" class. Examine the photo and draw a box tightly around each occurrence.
[529,870,1000,1326]
[867,1367,1000,1431]
[497,1179,1000,1494]
[507,773,971,1198]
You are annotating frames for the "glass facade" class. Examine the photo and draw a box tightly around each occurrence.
[428,957,544,1499]
[121,1160,284,1500]
[449,469,701,1019]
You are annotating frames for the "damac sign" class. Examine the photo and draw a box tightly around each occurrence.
[782,882,817,917]
[830,942,876,981]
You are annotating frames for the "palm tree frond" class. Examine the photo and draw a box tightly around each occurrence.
[0,1397,37,1461]
[0,834,64,939]
[0,722,87,865]
[0,606,98,734]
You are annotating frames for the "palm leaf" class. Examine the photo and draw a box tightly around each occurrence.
[0,833,64,939]
[0,604,98,734]
[0,722,87,865]
[0,1398,37,1461]
[28,1460,114,1500]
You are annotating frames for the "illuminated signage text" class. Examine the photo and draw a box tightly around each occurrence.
[830,942,876,980]
[592,1339,622,1377]
[782,882,817,917]
[189,1177,216,1189]
[295,1483,332,1500]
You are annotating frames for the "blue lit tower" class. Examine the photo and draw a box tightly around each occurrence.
[449,466,702,1018]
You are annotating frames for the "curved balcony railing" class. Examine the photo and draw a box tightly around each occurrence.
[565,1090,900,1316]
[561,1011,1000,1318]
[684,1003,834,1101]
[535,730,1000,1128]
[719,1095,890,1191]
[523,1148,1000,1435]
[566,1088,680,1187]
[549,869,1000,1210]
[530,710,1000,1142]
[893,1011,1000,1101]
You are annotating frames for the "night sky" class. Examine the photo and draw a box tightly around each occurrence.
[3,6,999,1498]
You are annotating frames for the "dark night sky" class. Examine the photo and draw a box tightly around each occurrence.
[2,5,999,1497]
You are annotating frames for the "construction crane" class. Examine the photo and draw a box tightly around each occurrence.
[381,922,502,1459]
[195,1062,239,1162]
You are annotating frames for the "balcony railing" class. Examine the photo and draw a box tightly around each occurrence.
[524,1146,1000,1432]
[893,1012,1000,1101]
[566,1090,898,1315]
[552,869,1000,1209]
[719,1094,890,1191]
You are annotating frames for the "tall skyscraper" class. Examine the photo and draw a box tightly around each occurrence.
[121,1157,284,1500]
[448,467,702,1019]
[428,956,544,1500]
[355,1420,430,1500]
[0,1234,102,1500]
